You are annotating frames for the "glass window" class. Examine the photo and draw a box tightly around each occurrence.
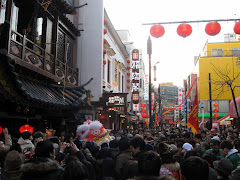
[0,0,6,24]
[231,48,240,56]
[46,18,53,54]
[212,49,223,57]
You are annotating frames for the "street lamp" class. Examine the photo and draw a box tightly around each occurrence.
[147,36,152,129]
[153,61,160,81]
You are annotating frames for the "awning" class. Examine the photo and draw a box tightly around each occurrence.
[213,114,230,123]
[0,53,90,112]
[198,113,229,119]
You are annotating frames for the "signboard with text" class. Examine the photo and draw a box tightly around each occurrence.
[132,49,140,106]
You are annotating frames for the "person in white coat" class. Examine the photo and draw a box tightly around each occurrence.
[18,131,35,159]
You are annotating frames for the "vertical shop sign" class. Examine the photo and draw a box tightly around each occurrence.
[144,74,149,100]
[132,49,140,109]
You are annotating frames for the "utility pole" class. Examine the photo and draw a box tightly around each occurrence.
[209,73,212,130]
[147,36,152,129]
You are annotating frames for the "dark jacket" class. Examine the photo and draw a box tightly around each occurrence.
[115,149,133,177]
[21,157,63,180]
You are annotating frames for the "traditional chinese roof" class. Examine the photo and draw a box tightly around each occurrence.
[0,53,88,111]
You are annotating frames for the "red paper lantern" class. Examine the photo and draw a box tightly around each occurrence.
[213,102,219,107]
[234,21,240,34]
[173,107,176,110]
[103,39,107,44]
[103,49,107,54]
[168,107,172,110]
[213,108,219,113]
[205,21,221,36]
[127,60,130,64]
[104,19,107,25]
[104,29,107,34]
[0,126,2,134]
[19,124,34,134]
[127,79,130,83]
[177,23,192,38]
[150,24,165,38]
[141,108,146,113]
[103,60,106,66]
[127,66,131,70]
[141,103,146,107]
[127,73,130,76]
[142,113,147,118]
[127,86,131,89]
[213,113,219,118]
[178,107,181,109]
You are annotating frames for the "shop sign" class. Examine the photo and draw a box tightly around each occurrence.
[132,49,139,105]
[106,95,125,106]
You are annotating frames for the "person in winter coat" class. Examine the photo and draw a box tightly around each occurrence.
[21,140,64,180]
[17,132,34,159]
[221,140,240,169]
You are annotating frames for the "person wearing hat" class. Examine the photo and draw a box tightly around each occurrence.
[213,158,234,180]
[182,143,193,152]
[4,150,24,180]
[17,131,34,159]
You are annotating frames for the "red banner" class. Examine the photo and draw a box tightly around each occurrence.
[186,88,199,134]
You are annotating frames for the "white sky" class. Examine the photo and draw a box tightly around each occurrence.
[104,0,240,87]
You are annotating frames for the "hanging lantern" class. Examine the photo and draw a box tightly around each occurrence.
[168,107,172,110]
[173,107,177,110]
[127,73,130,76]
[213,113,219,118]
[103,39,107,44]
[150,24,165,38]
[127,79,130,83]
[127,60,130,64]
[142,113,147,118]
[103,59,106,66]
[104,29,107,34]
[103,49,107,54]
[141,103,146,107]
[213,108,219,113]
[127,86,131,89]
[0,126,2,134]
[213,102,219,107]
[141,108,146,113]
[164,107,167,110]
[46,129,55,138]
[205,21,221,36]
[177,23,192,38]
[19,124,34,134]
[152,108,154,110]
[127,66,131,70]
[234,21,240,34]
[104,19,107,25]
[178,106,181,109]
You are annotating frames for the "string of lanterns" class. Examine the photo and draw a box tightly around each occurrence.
[213,102,219,118]
[149,20,240,38]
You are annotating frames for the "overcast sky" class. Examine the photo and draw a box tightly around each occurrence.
[104,0,240,87]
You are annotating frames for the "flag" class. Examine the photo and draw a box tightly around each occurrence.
[186,88,199,134]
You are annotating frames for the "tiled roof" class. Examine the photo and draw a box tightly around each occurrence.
[0,53,86,111]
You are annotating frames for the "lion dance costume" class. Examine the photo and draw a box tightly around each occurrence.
[76,120,112,146]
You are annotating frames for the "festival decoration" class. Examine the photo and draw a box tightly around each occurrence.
[104,19,107,25]
[177,23,192,38]
[19,124,34,134]
[142,113,147,118]
[150,24,165,38]
[127,66,131,70]
[214,113,219,118]
[127,86,131,89]
[127,73,130,76]
[234,21,240,34]
[127,79,130,83]
[103,39,107,44]
[213,108,219,113]
[141,103,146,107]
[127,60,130,63]
[205,21,221,36]
[46,129,56,138]
[76,120,113,146]
[104,29,107,34]
[103,60,106,66]
[213,102,219,107]
[0,126,2,134]
[141,108,146,113]
[103,49,107,54]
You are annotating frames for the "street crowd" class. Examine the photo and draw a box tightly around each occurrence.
[0,124,240,180]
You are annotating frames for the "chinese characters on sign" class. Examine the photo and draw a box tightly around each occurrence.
[106,96,125,106]
[132,49,139,111]
[41,0,52,11]
[144,75,149,100]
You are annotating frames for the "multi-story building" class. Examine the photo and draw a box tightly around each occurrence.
[196,34,240,123]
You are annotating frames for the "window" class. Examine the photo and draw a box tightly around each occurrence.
[231,48,240,56]
[0,0,6,24]
[212,49,223,57]
[107,60,111,83]
[45,18,53,54]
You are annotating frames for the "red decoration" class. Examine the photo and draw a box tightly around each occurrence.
[104,19,107,25]
[104,29,107,34]
[141,103,146,107]
[177,23,192,38]
[173,107,176,110]
[19,124,34,134]
[127,66,131,70]
[127,79,131,83]
[178,106,181,109]
[164,107,167,110]
[205,21,221,36]
[103,49,107,54]
[127,73,130,76]
[141,108,146,113]
[213,113,219,118]
[213,108,219,113]
[213,102,219,107]
[103,60,106,66]
[0,126,2,134]
[103,39,107,44]
[127,60,130,64]
[127,86,131,89]
[168,107,172,110]
[150,24,165,38]
[142,113,147,118]
[234,21,240,34]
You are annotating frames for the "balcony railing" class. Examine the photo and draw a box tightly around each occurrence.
[200,50,240,58]
[8,30,78,85]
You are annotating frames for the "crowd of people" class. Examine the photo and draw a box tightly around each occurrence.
[0,124,240,180]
